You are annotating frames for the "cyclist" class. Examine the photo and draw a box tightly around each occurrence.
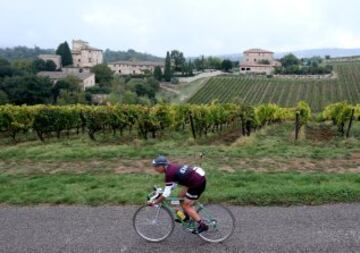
[148,155,208,234]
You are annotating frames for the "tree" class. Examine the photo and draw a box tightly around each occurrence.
[51,76,81,104]
[194,55,206,71]
[221,60,233,72]
[147,77,160,91]
[0,65,14,79]
[0,90,8,104]
[280,54,300,68]
[0,75,53,105]
[122,91,138,104]
[57,90,86,105]
[207,57,222,69]
[164,51,172,82]
[32,59,47,72]
[45,60,57,71]
[12,59,34,74]
[170,50,185,72]
[56,41,73,67]
[183,60,194,76]
[90,64,114,87]
[153,66,162,81]
[0,58,10,66]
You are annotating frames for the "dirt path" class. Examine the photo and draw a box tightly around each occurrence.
[2,154,360,174]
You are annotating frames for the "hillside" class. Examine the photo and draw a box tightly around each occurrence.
[188,62,360,111]
[103,49,163,63]
[0,46,55,61]
[0,46,162,63]
[212,48,360,61]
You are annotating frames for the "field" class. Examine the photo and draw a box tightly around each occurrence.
[2,122,360,205]
[188,62,360,111]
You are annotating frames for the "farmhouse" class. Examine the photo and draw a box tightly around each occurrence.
[72,40,103,68]
[240,48,281,75]
[108,61,164,75]
[37,71,96,90]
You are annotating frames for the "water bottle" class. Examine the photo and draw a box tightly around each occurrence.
[176,209,186,221]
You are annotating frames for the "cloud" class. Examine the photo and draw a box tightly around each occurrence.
[1,0,360,55]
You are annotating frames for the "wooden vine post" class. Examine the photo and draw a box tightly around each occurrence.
[189,112,197,139]
[346,108,355,138]
[295,111,300,140]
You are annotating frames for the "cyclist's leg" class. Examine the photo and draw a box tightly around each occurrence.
[181,198,201,221]
[178,186,188,198]
[181,180,206,222]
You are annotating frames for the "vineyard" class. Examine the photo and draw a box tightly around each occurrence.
[0,103,311,142]
[1,101,359,144]
[188,62,360,112]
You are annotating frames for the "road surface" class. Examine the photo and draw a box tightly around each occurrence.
[1,204,360,253]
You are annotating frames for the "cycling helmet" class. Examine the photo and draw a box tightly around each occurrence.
[152,155,168,167]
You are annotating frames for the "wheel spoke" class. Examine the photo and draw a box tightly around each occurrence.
[197,204,235,243]
[133,205,174,242]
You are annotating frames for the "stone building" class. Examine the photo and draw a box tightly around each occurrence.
[239,48,281,75]
[108,61,164,75]
[37,71,95,90]
[72,40,103,68]
[38,54,62,70]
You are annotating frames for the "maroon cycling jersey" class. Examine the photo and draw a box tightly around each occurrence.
[165,163,205,187]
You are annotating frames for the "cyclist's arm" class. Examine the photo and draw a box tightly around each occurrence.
[152,183,175,204]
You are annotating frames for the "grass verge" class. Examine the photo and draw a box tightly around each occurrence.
[1,170,360,206]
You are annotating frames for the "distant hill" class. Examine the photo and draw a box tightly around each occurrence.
[275,48,360,59]
[0,46,163,63]
[103,49,163,63]
[210,48,360,61]
[0,46,55,61]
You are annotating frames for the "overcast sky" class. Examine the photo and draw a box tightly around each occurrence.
[1,0,360,57]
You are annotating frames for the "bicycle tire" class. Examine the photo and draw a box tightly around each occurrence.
[133,205,175,242]
[197,204,235,243]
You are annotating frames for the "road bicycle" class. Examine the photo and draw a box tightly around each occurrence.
[133,186,235,243]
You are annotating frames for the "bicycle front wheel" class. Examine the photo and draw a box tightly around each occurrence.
[133,205,175,242]
[197,204,235,243]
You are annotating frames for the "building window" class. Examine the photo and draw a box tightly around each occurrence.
[79,68,83,73]
[78,59,81,62]
[246,68,250,71]
[89,58,92,63]
[241,68,245,71]
[254,59,257,62]
[118,70,121,73]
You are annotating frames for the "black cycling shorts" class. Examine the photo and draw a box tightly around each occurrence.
[185,179,206,200]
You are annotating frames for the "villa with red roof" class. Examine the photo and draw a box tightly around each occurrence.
[240,48,281,75]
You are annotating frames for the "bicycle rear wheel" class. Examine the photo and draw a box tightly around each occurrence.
[197,204,235,243]
[133,205,175,242]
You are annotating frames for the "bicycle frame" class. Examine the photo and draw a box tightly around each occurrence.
[147,186,218,231]
[158,196,216,231]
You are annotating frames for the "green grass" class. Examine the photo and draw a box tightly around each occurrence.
[0,170,360,206]
[1,122,359,161]
[2,122,360,206]
[156,77,209,103]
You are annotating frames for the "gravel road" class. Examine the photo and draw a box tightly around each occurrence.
[1,204,360,253]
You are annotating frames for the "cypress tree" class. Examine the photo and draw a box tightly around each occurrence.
[164,51,172,82]
[56,41,73,67]
[153,66,162,81]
